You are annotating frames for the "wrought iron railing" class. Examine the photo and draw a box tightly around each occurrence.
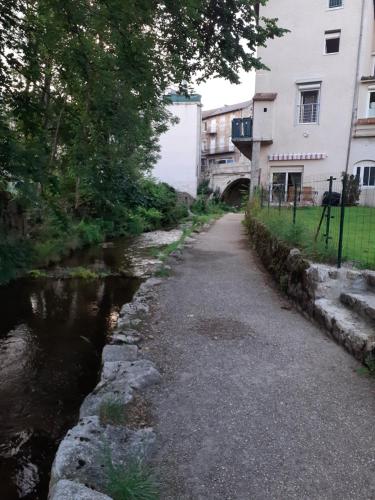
[298,103,320,124]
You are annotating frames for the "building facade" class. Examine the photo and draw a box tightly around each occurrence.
[237,0,375,203]
[201,101,252,204]
[153,93,202,198]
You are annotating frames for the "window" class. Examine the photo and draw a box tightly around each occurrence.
[298,87,320,124]
[329,0,343,8]
[325,30,341,54]
[353,161,375,188]
[363,166,375,187]
[217,158,234,165]
[368,90,375,118]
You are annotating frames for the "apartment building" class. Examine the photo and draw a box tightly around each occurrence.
[234,0,375,202]
[153,92,202,197]
[201,101,252,200]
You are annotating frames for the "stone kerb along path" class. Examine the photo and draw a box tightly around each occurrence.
[48,221,209,499]
[48,276,163,499]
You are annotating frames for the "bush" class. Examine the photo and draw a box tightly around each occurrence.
[191,196,230,215]
[0,236,33,284]
[135,207,163,231]
[76,219,105,245]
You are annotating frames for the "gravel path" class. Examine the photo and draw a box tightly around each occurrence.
[146,213,375,500]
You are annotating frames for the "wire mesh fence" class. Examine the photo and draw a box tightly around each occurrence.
[253,174,375,270]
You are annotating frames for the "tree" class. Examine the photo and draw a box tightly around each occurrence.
[0,0,285,219]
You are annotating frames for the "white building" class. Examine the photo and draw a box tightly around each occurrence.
[234,0,375,203]
[153,93,202,198]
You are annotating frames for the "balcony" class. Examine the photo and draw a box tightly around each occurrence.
[354,118,375,138]
[202,145,235,155]
[231,117,253,158]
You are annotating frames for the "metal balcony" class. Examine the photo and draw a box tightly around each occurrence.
[231,117,253,159]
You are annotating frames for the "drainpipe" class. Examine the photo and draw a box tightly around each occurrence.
[344,0,366,176]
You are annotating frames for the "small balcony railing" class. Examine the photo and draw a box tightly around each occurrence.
[298,103,319,124]
[231,117,253,139]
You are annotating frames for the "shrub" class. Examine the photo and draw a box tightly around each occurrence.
[76,219,105,245]
[136,207,163,232]
[0,236,33,284]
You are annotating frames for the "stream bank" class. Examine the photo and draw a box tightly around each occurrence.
[0,224,189,500]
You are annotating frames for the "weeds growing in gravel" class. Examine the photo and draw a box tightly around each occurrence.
[107,460,159,500]
[99,399,127,426]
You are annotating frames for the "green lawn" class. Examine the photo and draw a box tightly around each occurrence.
[254,205,375,269]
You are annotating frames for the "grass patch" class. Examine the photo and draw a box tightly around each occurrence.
[99,400,127,426]
[28,269,49,279]
[107,461,159,500]
[249,204,375,268]
[68,267,100,279]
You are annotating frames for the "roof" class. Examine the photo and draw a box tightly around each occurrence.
[202,100,252,119]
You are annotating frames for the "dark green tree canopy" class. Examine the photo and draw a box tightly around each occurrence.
[0,0,284,210]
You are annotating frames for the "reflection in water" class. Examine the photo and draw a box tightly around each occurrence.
[0,273,139,499]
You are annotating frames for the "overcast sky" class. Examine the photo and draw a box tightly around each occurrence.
[195,70,255,111]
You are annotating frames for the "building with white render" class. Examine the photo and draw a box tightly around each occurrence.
[233,0,375,203]
[152,93,202,198]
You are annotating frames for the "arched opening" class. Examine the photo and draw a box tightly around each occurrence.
[221,178,250,207]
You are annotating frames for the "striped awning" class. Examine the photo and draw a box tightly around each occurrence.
[268,153,327,161]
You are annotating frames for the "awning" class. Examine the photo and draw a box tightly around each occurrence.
[268,153,327,161]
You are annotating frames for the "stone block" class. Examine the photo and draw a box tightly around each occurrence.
[50,417,155,493]
[102,345,138,363]
[49,480,112,500]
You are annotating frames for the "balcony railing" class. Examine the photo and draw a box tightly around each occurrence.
[298,103,319,124]
[203,145,235,155]
[231,117,253,139]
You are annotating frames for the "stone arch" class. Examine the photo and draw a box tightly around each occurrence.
[221,178,250,207]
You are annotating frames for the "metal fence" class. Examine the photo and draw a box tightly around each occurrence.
[254,174,375,270]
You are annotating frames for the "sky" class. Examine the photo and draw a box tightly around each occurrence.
[195,70,256,111]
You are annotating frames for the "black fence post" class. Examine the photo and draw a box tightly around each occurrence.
[260,186,264,209]
[268,186,271,213]
[337,174,347,268]
[293,184,298,225]
[324,176,335,249]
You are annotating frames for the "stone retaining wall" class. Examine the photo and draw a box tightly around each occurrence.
[245,215,312,310]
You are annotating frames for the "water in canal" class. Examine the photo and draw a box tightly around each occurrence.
[0,239,140,499]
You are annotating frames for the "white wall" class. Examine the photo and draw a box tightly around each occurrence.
[153,102,201,197]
